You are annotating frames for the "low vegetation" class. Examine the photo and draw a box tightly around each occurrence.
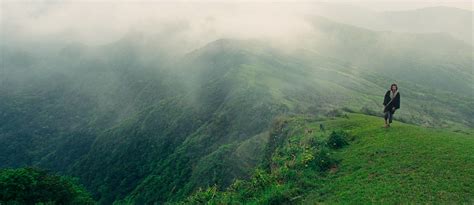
[183,113,474,204]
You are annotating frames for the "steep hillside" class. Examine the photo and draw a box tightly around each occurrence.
[80,37,471,203]
[183,113,474,204]
[1,16,472,204]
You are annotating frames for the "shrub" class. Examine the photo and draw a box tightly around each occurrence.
[309,135,325,148]
[326,109,344,117]
[0,167,95,204]
[261,186,300,205]
[311,147,337,172]
[327,131,349,149]
[249,169,273,190]
[182,185,219,204]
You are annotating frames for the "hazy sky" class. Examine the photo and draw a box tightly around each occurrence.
[1,0,472,46]
[3,0,470,10]
[349,1,471,11]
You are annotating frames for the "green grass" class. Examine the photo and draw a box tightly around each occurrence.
[303,113,474,204]
[183,113,474,204]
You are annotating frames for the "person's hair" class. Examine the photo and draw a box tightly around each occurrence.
[390,83,398,91]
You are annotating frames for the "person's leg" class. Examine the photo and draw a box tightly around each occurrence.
[388,111,394,124]
[384,112,389,127]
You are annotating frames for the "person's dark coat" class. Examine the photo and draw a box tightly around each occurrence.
[383,90,400,113]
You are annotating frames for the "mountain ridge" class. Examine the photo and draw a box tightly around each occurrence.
[1,13,473,204]
[182,113,474,204]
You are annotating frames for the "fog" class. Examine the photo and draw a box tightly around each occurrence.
[2,0,471,49]
[1,2,473,203]
[2,2,295,45]
[2,0,472,101]
[1,0,472,125]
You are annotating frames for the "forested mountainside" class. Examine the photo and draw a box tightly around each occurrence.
[0,167,94,204]
[1,14,472,204]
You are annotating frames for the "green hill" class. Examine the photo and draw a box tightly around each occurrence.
[1,15,472,204]
[183,113,474,204]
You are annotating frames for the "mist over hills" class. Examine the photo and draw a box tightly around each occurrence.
[312,5,473,44]
[1,3,473,204]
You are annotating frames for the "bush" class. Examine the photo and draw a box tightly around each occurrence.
[182,185,219,204]
[0,167,95,204]
[327,131,349,149]
[261,186,300,205]
[311,147,337,172]
[326,109,344,117]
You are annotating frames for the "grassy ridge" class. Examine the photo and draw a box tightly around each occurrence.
[305,114,474,203]
[184,113,474,204]
[2,28,472,203]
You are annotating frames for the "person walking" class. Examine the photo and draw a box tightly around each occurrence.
[383,83,400,128]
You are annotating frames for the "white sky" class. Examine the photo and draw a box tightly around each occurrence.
[1,0,472,46]
[1,0,472,10]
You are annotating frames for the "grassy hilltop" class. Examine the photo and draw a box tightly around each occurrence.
[183,113,474,204]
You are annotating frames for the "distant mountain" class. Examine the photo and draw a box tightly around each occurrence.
[303,16,473,95]
[0,16,472,204]
[313,5,473,44]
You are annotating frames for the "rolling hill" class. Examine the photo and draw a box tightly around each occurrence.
[0,14,472,204]
[182,113,474,204]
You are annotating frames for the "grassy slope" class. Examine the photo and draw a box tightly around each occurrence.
[304,113,474,203]
[2,33,472,203]
[184,113,474,204]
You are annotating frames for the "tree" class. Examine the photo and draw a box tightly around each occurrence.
[0,167,95,204]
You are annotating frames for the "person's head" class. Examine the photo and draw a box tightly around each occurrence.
[390,83,398,92]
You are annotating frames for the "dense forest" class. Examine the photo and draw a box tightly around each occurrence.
[0,167,94,204]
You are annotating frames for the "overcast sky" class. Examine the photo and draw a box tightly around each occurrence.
[1,0,472,46]
[2,0,470,10]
